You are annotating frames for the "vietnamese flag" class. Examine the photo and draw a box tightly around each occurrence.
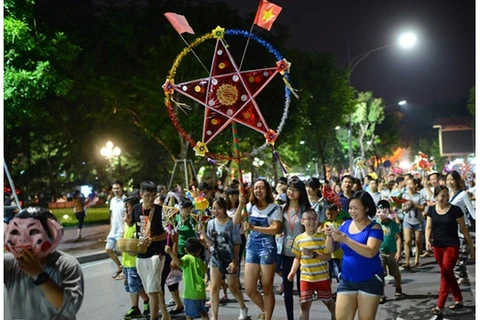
[254,0,283,31]
[164,12,195,35]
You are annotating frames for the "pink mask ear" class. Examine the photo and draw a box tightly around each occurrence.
[46,219,63,250]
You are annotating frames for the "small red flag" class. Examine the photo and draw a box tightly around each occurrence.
[164,12,195,35]
[254,0,283,31]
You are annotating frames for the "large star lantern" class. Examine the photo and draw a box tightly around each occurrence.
[164,28,288,145]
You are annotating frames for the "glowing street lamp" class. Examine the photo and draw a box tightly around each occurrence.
[347,31,417,168]
[101,141,121,183]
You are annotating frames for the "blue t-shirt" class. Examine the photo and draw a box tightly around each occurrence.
[339,219,384,282]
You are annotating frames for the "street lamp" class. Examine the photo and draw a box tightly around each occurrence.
[100,141,121,183]
[347,31,417,169]
[385,100,407,108]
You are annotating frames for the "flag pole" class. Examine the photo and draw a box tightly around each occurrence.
[231,122,249,231]
[238,22,255,71]
[179,35,210,75]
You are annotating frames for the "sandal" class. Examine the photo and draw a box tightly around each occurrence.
[431,307,442,316]
[448,302,464,310]
[414,262,422,267]
[220,295,228,303]
[112,270,122,279]
[402,264,411,269]
[114,273,124,280]
[379,296,387,304]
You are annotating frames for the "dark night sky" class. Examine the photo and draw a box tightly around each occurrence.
[220,0,475,109]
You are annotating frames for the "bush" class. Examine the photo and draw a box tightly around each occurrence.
[51,207,110,228]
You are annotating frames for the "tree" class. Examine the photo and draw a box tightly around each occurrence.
[467,86,475,119]
[286,50,355,178]
[338,91,385,159]
[4,0,81,200]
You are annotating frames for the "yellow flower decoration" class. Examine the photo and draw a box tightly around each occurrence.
[211,26,225,39]
[193,141,209,157]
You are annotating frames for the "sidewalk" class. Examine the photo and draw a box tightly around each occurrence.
[58,224,112,264]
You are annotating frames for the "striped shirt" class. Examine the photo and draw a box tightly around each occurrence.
[291,232,329,282]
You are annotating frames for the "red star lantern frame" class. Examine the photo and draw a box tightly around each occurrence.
[163,27,293,161]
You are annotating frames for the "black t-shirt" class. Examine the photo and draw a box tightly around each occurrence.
[133,203,166,258]
[427,204,464,248]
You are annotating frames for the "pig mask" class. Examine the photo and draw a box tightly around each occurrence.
[5,209,63,260]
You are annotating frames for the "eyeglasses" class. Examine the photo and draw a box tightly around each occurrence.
[287,188,300,193]
[302,217,317,221]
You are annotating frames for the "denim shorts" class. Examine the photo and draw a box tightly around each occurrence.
[402,220,423,231]
[123,267,144,294]
[184,298,209,318]
[337,273,384,296]
[245,247,277,265]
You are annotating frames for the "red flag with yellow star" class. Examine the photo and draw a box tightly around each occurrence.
[254,0,283,31]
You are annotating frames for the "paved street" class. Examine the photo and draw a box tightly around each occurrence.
[54,225,475,320]
[5,225,476,319]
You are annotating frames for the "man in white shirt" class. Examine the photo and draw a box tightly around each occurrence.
[367,179,382,205]
[106,180,126,279]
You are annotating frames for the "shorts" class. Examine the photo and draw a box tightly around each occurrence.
[105,232,123,250]
[380,252,400,277]
[245,247,276,265]
[123,266,144,294]
[184,298,209,318]
[300,279,332,303]
[136,255,166,293]
[402,220,423,231]
[337,273,384,296]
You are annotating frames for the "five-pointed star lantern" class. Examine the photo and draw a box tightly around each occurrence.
[166,32,288,145]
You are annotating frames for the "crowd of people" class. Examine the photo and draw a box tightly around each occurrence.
[3,165,476,320]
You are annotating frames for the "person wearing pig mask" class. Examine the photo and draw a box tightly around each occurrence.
[4,207,84,320]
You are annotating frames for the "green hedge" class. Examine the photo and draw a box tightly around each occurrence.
[51,207,110,228]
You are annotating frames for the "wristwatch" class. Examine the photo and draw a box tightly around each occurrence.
[312,252,318,259]
[34,272,50,286]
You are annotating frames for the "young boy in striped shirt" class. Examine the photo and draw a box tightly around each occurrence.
[287,209,335,320]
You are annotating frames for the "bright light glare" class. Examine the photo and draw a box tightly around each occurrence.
[398,32,417,49]
[335,126,341,130]
[398,100,407,105]
[62,214,69,220]
[399,161,411,170]
[300,141,305,145]
[106,141,113,149]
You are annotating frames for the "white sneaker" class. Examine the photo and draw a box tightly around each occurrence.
[238,307,249,320]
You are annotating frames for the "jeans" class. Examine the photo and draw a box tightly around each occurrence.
[454,237,469,281]
[329,258,342,283]
[281,255,301,320]
[433,246,463,308]
[75,211,85,229]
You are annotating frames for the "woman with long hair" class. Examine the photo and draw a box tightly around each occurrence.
[235,179,282,320]
[426,186,475,316]
[72,190,86,239]
[445,171,475,285]
[325,191,384,320]
[401,178,426,268]
[280,178,309,320]
[226,184,247,284]
[199,197,248,320]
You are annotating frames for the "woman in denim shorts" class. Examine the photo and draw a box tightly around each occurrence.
[325,191,384,320]
[235,179,282,320]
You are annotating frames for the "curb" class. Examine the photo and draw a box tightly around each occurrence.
[76,251,121,264]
